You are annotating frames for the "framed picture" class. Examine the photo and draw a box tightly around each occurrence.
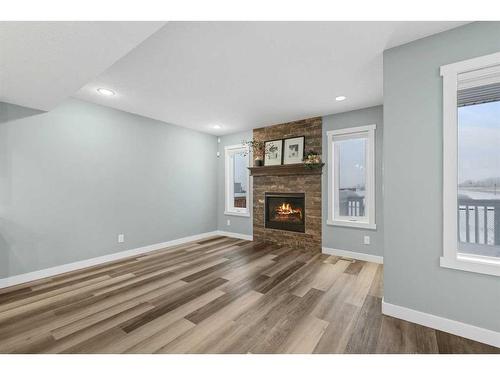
[264,139,283,166]
[283,136,305,164]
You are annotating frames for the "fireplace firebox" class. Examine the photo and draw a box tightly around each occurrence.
[265,193,305,233]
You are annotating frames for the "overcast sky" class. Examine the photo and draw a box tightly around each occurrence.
[234,151,248,191]
[458,101,500,184]
[339,138,366,189]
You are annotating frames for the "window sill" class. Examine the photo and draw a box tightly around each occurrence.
[327,220,376,230]
[224,211,250,218]
[440,255,500,277]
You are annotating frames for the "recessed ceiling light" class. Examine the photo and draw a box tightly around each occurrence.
[212,124,221,129]
[335,96,347,101]
[97,88,115,96]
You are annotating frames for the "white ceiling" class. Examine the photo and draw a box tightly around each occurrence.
[1,21,467,134]
[75,21,467,135]
[0,21,165,110]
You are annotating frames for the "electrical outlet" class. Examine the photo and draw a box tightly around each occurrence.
[227,219,231,226]
[363,235,370,245]
[118,234,125,243]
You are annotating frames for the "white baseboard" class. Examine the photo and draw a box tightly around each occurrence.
[322,247,383,264]
[215,230,253,241]
[0,231,221,289]
[382,299,500,348]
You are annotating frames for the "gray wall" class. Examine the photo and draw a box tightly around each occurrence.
[0,102,45,124]
[0,102,46,276]
[322,106,384,257]
[0,99,217,278]
[384,22,500,331]
[216,130,253,236]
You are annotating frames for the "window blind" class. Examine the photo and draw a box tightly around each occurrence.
[457,64,500,107]
[458,81,500,107]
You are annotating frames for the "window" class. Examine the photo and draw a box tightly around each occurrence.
[327,125,376,229]
[225,144,250,217]
[441,52,500,276]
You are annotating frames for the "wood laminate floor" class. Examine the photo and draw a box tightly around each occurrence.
[0,236,498,354]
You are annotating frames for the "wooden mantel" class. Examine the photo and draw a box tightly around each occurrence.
[248,163,324,177]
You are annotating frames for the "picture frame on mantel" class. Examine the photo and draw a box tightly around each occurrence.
[283,136,305,164]
[264,139,283,166]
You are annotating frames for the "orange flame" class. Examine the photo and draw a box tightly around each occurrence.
[276,202,302,219]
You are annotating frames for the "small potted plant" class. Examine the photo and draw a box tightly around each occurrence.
[303,150,324,169]
[242,139,277,166]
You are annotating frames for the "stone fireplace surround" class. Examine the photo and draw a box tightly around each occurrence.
[250,117,322,252]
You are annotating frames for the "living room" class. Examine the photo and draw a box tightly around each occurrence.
[0,3,499,372]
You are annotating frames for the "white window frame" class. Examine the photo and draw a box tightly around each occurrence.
[440,51,500,277]
[224,144,250,217]
[327,124,376,230]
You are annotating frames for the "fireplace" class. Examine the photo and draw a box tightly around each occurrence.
[251,117,322,251]
[265,193,305,233]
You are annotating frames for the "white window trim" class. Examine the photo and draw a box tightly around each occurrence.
[327,124,376,230]
[440,51,500,277]
[224,144,250,217]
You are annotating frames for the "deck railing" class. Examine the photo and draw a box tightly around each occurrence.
[341,197,499,246]
[458,198,500,246]
[341,196,365,217]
